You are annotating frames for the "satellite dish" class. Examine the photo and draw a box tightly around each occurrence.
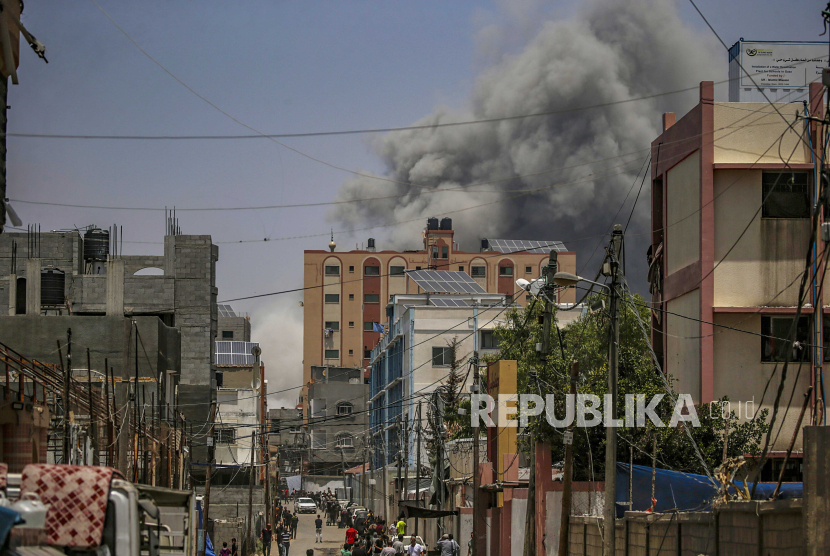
[251,377,262,390]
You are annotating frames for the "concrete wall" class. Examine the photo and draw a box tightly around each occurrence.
[713,312,811,451]
[665,150,700,275]
[567,500,804,556]
[666,289,702,401]
[218,315,250,342]
[713,169,810,307]
[713,103,812,165]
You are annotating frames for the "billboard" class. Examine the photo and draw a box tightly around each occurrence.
[735,41,826,88]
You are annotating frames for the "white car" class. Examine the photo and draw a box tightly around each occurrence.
[294,497,317,514]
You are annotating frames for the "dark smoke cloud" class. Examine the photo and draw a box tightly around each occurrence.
[328,0,723,292]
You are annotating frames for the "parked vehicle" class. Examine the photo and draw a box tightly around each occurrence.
[294,497,317,514]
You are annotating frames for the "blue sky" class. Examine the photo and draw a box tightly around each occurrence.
[6,0,824,399]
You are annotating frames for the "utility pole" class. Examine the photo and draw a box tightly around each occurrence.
[435,392,445,537]
[396,415,403,513]
[63,330,72,464]
[87,348,99,466]
[363,432,369,506]
[558,361,579,556]
[133,321,140,482]
[245,431,256,556]
[403,413,409,512]
[603,224,624,556]
[414,401,422,537]
[104,358,112,467]
[471,356,485,556]
[201,401,216,556]
[264,428,272,528]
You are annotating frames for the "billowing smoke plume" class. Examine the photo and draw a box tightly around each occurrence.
[251,295,304,408]
[329,0,722,290]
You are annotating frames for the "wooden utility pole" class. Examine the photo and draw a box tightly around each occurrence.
[87,348,100,465]
[558,361,579,556]
[471,357,485,556]
[104,358,112,467]
[264,427,272,527]
[245,431,256,556]
[403,413,409,512]
[133,322,140,482]
[201,401,216,556]
[63,330,73,463]
[414,401,422,537]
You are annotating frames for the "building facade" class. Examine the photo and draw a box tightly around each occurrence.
[0,228,218,476]
[649,81,824,476]
[302,218,576,395]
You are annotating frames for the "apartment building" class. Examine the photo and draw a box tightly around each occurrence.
[302,218,576,389]
[649,81,824,478]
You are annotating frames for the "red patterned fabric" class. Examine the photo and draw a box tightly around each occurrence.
[0,462,7,489]
[20,465,114,548]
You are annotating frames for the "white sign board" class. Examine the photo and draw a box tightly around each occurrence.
[739,42,826,88]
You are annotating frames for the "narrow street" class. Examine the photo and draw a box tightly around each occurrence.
[267,512,347,556]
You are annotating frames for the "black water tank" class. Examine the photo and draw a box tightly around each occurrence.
[40,269,65,306]
[427,217,439,230]
[367,238,375,249]
[83,228,109,262]
[440,217,452,230]
[481,239,489,251]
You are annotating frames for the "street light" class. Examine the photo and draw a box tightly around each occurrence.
[552,271,609,291]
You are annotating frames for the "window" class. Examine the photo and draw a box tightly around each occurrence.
[325,349,340,359]
[499,266,513,277]
[761,316,810,362]
[364,349,371,359]
[349,294,355,301]
[458,266,464,272]
[432,346,452,366]
[762,171,811,218]
[364,322,375,331]
[325,321,340,330]
[215,371,224,388]
[390,266,405,276]
[221,330,233,339]
[481,330,500,350]
[349,349,354,356]
[325,265,340,276]
[215,427,235,445]
[525,266,533,274]
[312,430,327,450]
[349,321,355,328]
[336,434,354,448]
[432,246,439,259]
[336,401,354,415]
[349,265,355,273]
[441,246,448,259]
[324,294,340,303]
[471,266,486,277]
[365,294,380,303]
[365,266,380,276]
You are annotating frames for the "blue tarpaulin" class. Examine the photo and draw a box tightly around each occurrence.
[616,463,802,517]
[196,498,215,556]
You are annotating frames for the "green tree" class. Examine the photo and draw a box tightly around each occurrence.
[477,293,769,480]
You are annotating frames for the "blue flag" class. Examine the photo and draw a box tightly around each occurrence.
[373,322,384,334]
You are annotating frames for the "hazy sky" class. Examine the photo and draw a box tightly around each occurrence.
[6,0,823,403]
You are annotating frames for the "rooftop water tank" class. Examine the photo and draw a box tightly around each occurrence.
[83,228,109,262]
[40,268,65,306]
[440,217,452,230]
[427,217,439,231]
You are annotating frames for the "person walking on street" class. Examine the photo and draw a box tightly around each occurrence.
[392,535,404,555]
[315,514,324,543]
[379,539,396,556]
[231,538,238,556]
[291,513,299,539]
[280,527,292,556]
[340,545,352,556]
[395,517,406,537]
[219,543,231,556]
[404,537,424,556]
[436,535,459,556]
[260,524,273,556]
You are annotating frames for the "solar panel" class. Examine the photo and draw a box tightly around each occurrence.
[217,304,237,318]
[407,270,487,294]
[484,239,566,254]
[215,341,259,366]
[431,298,471,307]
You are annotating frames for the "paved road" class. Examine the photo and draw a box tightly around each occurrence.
[267,510,346,556]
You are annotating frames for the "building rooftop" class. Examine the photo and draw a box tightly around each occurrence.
[482,238,566,253]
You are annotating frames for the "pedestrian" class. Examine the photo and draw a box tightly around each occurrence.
[373,538,384,555]
[387,523,397,539]
[306,551,313,556]
[436,534,459,556]
[345,525,359,547]
[291,513,299,539]
[260,524,273,556]
[341,545,352,556]
[276,525,285,556]
[315,514,324,543]
[219,543,231,556]
[392,535,404,555]
[281,527,292,556]
[351,539,368,556]
[467,533,473,556]
[231,538,238,556]
[404,537,424,556]
[395,517,406,537]
[380,539,396,556]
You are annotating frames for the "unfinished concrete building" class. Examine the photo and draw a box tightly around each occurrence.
[0,227,218,479]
